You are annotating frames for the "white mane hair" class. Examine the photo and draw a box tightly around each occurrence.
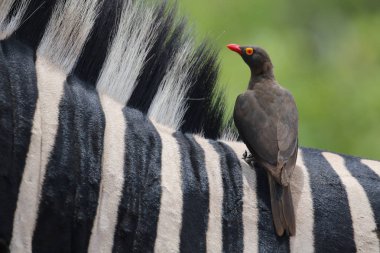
[0,0,30,40]
[148,40,195,129]
[96,0,156,105]
[37,0,101,73]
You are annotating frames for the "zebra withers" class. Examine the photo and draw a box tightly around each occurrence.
[1,0,380,252]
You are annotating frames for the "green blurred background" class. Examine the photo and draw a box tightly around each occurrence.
[177,0,380,160]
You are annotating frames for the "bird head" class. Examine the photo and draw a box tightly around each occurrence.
[227,44,273,77]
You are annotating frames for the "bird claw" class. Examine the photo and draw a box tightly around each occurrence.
[242,150,255,165]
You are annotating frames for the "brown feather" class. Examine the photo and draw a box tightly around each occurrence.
[268,173,296,236]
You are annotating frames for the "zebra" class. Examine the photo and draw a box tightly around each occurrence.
[0,0,379,252]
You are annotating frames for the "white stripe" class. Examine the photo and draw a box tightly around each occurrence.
[289,150,314,253]
[361,159,380,178]
[225,141,259,253]
[195,136,223,253]
[323,152,379,253]
[10,57,66,252]
[88,95,126,253]
[154,123,183,253]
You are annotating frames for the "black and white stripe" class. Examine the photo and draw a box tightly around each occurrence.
[88,95,125,252]
[323,152,379,252]
[0,36,38,248]
[113,108,162,252]
[1,0,380,252]
[5,98,380,252]
[175,133,209,252]
[1,71,380,252]
[211,141,244,252]
[302,148,356,252]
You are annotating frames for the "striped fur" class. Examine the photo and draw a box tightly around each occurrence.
[1,52,380,252]
[0,0,226,138]
[3,84,380,252]
[0,0,380,252]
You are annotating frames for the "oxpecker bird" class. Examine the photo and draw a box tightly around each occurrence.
[227,44,298,236]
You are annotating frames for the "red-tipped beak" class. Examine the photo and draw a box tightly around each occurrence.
[227,44,242,55]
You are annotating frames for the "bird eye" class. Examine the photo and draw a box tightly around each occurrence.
[246,48,254,55]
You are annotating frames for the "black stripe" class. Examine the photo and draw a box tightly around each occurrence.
[75,0,123,84]
[255,164,289,252]
[302,148,356,252]
[174,133,209,253]
[210,140,244,253]
[112,108,162,253]
[0,38,38,246]
[344,156,380,235]
[32,76,104,252]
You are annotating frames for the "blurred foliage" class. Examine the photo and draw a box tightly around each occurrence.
[177,0,380,160]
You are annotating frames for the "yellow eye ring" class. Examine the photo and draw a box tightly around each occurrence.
[246,48,254,55]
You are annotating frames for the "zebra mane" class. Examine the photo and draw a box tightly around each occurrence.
[0,0,233,139]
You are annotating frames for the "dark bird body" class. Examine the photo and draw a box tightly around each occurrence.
[228,44,298,236]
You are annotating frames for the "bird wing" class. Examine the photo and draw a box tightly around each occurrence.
[276,90,298,165]
[234,90,278,165]
[275,90,298,184]
[234,88,298,184]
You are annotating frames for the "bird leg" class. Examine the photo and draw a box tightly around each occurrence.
[242,150,255,165]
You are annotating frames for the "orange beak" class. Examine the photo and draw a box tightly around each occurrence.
[227,44,242,55]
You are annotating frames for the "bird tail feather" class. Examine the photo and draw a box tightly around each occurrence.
[268,173,296,236]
